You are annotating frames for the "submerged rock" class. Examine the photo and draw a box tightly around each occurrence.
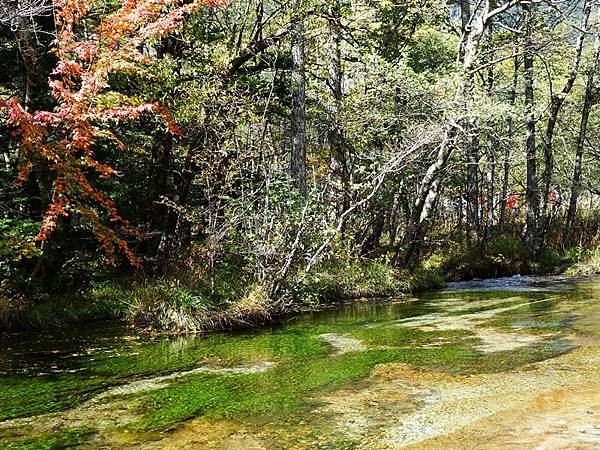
[318,333,367,355]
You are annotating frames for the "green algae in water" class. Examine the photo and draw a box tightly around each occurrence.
[420,289,549,305]
[122,288,583,433]
[89,328,330,377]
[127,336,572,433]
[348,326,473,347]
[484,299,578,334]
[0,328,330,421]
[446,299,534,317]
[1,427,94,450]
[0,376,108,422]
[1,279,596,447]
[128,347,472,431]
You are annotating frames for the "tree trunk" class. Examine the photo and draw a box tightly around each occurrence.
[523,5,539,258]
[14,31,46,111]
[399,127,453,266]
[11,11,56,278]
[290,0,307,195]
[484,13,496,239]
[13,17,54,208]
[485,131,497,239]
[327,0,348,217]
[460,0,480,245]
[500,49,519,232]
[399,0,524,266]
[565,6,600,245]
[459,0,471,58]
[538,1,590,248]
[362,211,385,256]
[466,115,480,245]
[460,0,471,29]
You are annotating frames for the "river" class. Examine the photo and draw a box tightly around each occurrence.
[1,276,600,448]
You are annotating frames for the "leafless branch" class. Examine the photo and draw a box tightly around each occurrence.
[0,0,53,30]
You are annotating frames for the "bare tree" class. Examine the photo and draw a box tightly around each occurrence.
[0,0,52,30]
[400,0,526,266]
[290,0,307,195]
[565,1,600,245]
[537,0,591,250]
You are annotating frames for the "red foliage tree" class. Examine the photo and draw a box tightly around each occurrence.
[0,0,223,265]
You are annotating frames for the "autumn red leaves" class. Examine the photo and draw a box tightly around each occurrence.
[1,0,224,265]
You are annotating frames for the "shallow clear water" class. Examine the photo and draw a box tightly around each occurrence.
[2,276,600,449]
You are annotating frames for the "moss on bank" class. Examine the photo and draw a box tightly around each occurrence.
[0,258,445,333]
[3,238,600,334]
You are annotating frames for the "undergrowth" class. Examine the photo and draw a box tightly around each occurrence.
[4,234,600,333]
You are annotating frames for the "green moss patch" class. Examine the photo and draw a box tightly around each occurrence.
[0,376,107,422]
[1,427,94,450]
[349,326,472,347]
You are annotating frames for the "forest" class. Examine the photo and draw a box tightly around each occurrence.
[6,1,600,449]
[2,0,600,332]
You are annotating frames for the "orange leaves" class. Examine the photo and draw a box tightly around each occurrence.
[0,0,224,266]
[73,41,99,62]
[48,79,76,102]
[1,98,33,130]
[38,195,68,242]
[1,97,48,156]
[17,162,33,184]
[151,103,184,136]
[54,60,85,79]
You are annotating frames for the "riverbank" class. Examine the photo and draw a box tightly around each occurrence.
[0,258,445,333]
[3,239,600,333]
[422,235,600,281]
